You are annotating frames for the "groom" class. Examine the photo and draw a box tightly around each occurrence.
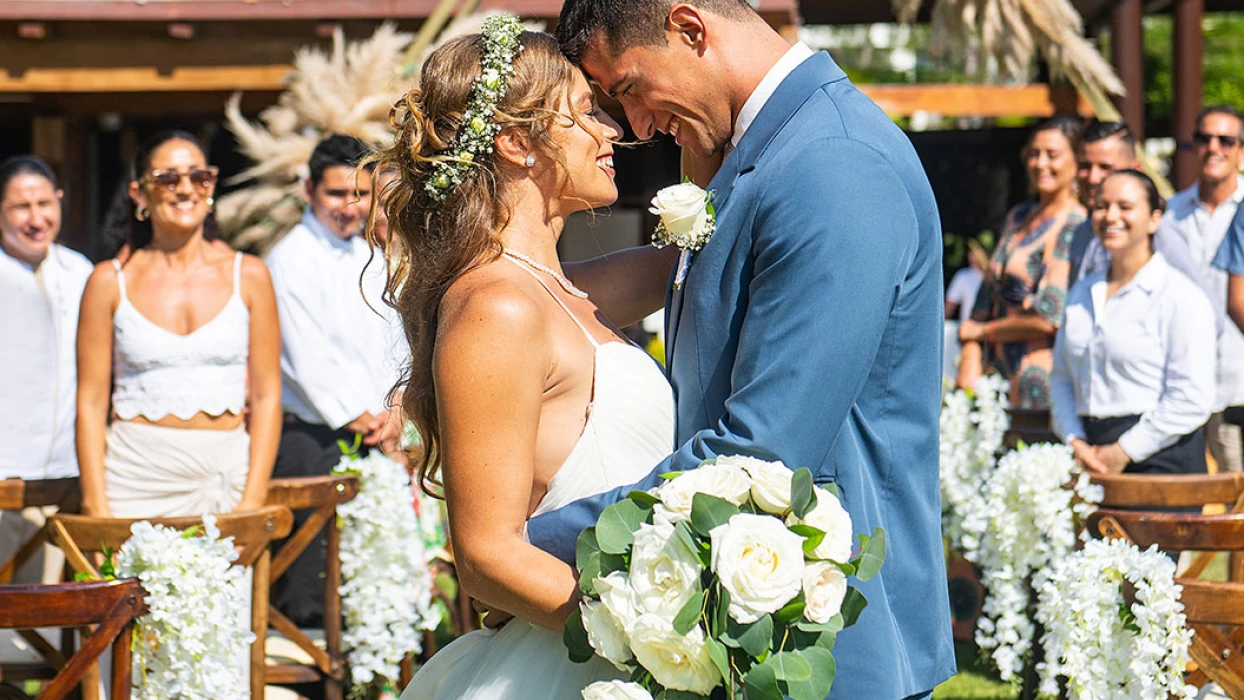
[530,1,955,697]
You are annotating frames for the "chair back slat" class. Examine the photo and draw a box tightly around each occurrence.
[266,475,359,511]
[1092,473,1244,509]
[1179,580,1244,626]
[1088,510,1244,552]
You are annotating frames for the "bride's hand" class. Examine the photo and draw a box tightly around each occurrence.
[472,599,515,630]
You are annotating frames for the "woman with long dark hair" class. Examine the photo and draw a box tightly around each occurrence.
[77,130,282,517]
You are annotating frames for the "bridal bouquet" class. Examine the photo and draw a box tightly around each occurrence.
[565,455,885,700]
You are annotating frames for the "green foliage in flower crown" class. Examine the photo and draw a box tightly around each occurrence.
[424,14,525,203]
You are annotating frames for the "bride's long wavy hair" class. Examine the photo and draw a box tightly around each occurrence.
[367,31,580,497]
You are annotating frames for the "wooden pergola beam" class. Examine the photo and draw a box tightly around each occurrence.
[863,84,1091,118]
[0,65,292,92]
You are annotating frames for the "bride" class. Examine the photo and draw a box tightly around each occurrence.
[370,16,682,698]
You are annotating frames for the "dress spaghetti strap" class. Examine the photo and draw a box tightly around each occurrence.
[232,252,243,296]
[111,259,127,300]
[501,256,599,349]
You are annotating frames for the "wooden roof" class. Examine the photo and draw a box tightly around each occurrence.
[798,0,1244,27]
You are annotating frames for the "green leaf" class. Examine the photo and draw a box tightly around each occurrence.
[596,499,647,555]
[706,637,732,685]
[789,524,826,554]
[673,590,706,635]
[627,490,661,507]
[660,471,683,481]
[690,493,740,537]
[562,608,594,664]
[775,599,807,624]
[840,587,868,627]
[674,519,699,558]
[744,663,783,700]
[665,692,710,700]
[731,614,774,658]
[73,571,95,582]
[794,615,844,634]
[855,527,886,582]
[820,482,840,498]
[784,647,836,700]
[578,553,601,596]
[790,468,817,519]
[765,651,812,681]
[714,585,731,638]
[575,527,600,572]
[598,552,627,580]
[833,560,857,577]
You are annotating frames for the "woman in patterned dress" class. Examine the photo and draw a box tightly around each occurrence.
[957,116,1087,410]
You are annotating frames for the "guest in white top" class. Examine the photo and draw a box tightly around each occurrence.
[1052,170,1216,475]
[0,155,93,583]
[1157,105,1244,473]
[264,134,404,627]
[77,131,282,518]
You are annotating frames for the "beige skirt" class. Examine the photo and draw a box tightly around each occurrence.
[104,421,249,518]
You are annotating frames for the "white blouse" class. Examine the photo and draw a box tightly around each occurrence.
[1051,252,1217,462]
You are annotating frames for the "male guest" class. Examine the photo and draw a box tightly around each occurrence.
[265,134,404,625]
[1067,120,1141,288]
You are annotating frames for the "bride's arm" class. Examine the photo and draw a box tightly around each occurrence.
[433,281,580,632]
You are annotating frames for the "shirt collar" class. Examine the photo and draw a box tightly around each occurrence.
[300,208,355,252]
[1189,174,1244,210]
[1131,250,1169,293]
[730,42,815,150]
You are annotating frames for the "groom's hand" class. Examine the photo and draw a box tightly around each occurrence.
[472,599,515,630]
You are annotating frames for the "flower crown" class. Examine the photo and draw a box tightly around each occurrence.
[425,14,526,203]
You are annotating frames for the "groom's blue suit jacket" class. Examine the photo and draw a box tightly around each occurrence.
[528,52,955,699]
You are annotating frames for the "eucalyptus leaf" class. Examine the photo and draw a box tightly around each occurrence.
[673,590,707,635]
[714,585,731,638]
[578,553,601,596]
[775,599,807,624]
[820,482,840,498]
[765,651,812,682]
[562,608,594,664]
[791,468,817,519]
[596,499,647,554]
[665,691,710,700]
[784,647,837,700]
[599,552,627,579]
[575,527,599,571]
[840,587,868,627]
[674,519,700,557]
[731,614,774,658]
[744,663,783,700]
[855,527,887,581]
[690,493,740,537]
[627,490,661,507]
[706,637,732,685]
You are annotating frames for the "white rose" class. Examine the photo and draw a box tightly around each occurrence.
[582,680,654,700]
[718,455,792,516]
[649,183,711,239]
[787,488,854,563]
[597,572,641,632]
[802,561,849,624]
[709,514,806,623]
[580,599,634,671]
[628,517,702,620]
[628,615,720,695]
[655,463,751,521]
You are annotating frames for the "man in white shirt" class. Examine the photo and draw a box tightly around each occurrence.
[1068,121,1141,288]
[1162,105,1244,471]
[0,156,93,583]
[266,135,404,625]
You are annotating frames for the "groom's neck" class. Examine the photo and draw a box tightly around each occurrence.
[711,19,802,133]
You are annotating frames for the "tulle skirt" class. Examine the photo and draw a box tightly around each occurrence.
[402,619,623,699]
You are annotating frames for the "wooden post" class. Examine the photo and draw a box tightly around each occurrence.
[1172,0,1204,190]
[1110,0,1144,140]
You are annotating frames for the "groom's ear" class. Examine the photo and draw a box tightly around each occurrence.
[667,4,708,53]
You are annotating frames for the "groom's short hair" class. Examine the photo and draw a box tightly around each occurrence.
[556,0,755,66]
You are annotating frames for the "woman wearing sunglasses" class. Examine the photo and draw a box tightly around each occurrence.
[77,130,282,518]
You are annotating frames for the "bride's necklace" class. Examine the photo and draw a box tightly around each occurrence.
[501,248,589,299]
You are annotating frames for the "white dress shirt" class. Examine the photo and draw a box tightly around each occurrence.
[265,210,405,429]
[0,243,93,479]
[1157,176,1244,410]
[730,42,816,150]
[1051,252,1216,462]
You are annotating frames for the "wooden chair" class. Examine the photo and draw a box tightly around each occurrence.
[1091,472,1244,579]
[1003,409,1058,449]
[0,479,81,584]
[1089,509,1244,697]
[0,579,145,700]
[263,475,358,700]
[46,506,293,699]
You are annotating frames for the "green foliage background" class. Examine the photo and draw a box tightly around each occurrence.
[1141,14,1244,122]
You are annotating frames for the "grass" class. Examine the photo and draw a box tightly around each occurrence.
[933,641,1018,700]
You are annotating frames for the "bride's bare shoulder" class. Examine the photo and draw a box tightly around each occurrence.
[436,260,550,353]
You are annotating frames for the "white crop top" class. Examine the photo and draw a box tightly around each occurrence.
[111,252,250,421]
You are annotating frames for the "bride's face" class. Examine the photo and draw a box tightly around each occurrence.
[548,70,623,211]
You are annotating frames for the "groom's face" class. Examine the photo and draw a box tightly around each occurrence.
[580,36,731,158]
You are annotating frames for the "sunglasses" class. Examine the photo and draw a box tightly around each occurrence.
[140,166,219,191]
[1193,132,1240,148]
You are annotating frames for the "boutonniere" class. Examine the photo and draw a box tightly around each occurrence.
[649,181,716,290]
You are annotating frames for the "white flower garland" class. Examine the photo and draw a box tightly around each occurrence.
[1035,538,1196,699]
[967,443,1102,681]
[335,452,440,695]
[115,515,253,700]
[939,374,1010,557]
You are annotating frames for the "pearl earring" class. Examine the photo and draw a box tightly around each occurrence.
[525,154,536,168]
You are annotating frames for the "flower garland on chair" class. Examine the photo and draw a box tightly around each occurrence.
[939,374,1010,556]
[1035,538,1196,699]
[334,450,440,697]
[966,443,1102,681]
[115,515,254,700]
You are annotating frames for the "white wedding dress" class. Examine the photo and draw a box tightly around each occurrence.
[401,262,676,699]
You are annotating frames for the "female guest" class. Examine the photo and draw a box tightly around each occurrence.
[958,116,1086,409]
[1051,170,1216,475]
[77,131,282,517]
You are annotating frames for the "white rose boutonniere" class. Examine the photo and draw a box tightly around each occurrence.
[650,181,716,252]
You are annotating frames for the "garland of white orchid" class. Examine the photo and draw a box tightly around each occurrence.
[1035,538,1196,700]
[966,443,1102,682]
[939,374,1010,557]
[334,451,440,698]
[115,515,253,700]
